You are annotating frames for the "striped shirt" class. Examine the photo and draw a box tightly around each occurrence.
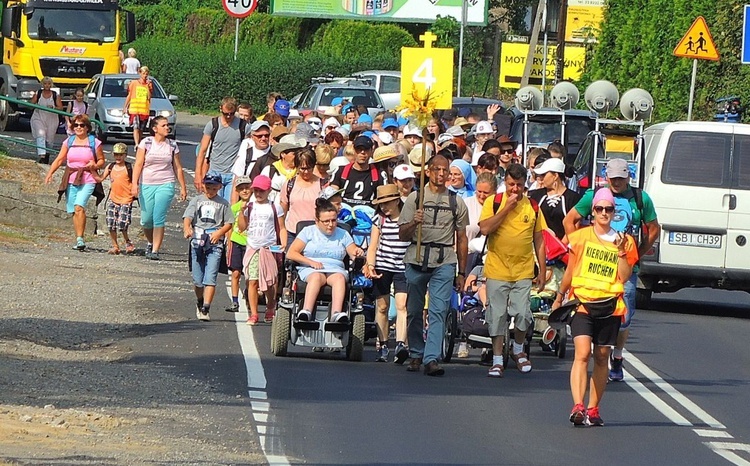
[374,215,410,273]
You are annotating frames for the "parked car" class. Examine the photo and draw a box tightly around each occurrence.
[84,73,178,143]
[450,96,507,120]
[294,78,385,118]
[349,70,401,110]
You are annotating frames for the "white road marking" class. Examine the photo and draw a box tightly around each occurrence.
[706,443,750,466]
[695,429,734,438]
[225,280,290,465]
[623,369,692,426]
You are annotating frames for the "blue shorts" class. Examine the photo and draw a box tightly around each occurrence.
[66,183,95,213]
[190,239,224,287]
[622,273,637,329]
[139,182,174,228]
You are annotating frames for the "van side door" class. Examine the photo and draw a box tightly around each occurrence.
[725,132,750,270]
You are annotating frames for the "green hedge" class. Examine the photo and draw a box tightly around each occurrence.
[132,38,399,112]
[312,20,416,57]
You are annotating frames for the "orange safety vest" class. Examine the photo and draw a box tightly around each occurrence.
[128,80,151,115]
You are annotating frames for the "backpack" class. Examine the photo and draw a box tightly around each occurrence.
[36,89,58,103]
[286,176,327,200]
[243,201,281,245]
[106,161,133,183]
[143,136,178,158]
[66,134,96,154]
[207,117,247,162]
[66,134,105,208]
[340,162,380,184]
[412,190,459,269]
[67,98,88,115]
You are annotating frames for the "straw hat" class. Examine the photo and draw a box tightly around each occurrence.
[372,145,399,164]
[371,184,401,205]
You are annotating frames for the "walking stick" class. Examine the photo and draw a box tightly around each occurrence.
[415,127,429,262]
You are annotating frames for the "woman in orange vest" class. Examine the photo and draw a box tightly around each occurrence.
[553,188,639,427]
[123,66,153,146]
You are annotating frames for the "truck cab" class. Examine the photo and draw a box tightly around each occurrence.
[0,0,135,130]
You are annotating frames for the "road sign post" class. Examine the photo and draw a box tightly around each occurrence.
[673,16,719,120]
[222,0,258,61]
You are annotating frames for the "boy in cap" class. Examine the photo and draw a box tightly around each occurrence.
[237,175,286,325]
[100,143,135,254]
[226,175,253,314]
[183,172,234,321]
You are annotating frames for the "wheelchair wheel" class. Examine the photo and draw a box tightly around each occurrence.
[555,325,567,359]
[502,324,510,369]
[346,313,365,361]
[442,309,457,363]
[271,307,291,357]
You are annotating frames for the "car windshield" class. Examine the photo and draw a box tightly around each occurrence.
[524,118,592,145]
[27,9,116,43]
[101,78,166,99]
[320,89,380,108]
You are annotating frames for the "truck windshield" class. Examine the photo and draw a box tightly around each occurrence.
[27,9,116,43]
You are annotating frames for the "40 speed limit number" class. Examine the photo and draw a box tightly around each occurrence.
[222,0,257,18]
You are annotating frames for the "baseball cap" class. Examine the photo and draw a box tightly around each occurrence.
[393,164,416,180]
[382,118,398,130]
[273,99,290,118]
[295,122,319,145]
[235,175,252,187]
[203,171,222,185]
[331,97,344,107]
[457,107,471,117]
[445,125,466,137]
[112,142,128,154]
[357,114,373,125]
[250,120,271,132]
[319,185,344,200]
[377,131,394,145]
[353,134,374,150]
[251,174,272,191]
[323,117,341,129]
[287,109,302,120]
[606,158,630,179]
[533,158,566,175]
[475,120,495,135]
[403,125,422,137]
[442,108,458,120]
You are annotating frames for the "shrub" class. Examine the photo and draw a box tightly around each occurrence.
[311,20,417,57]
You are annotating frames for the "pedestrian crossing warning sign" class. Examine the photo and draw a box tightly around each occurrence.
[673,16,719,61]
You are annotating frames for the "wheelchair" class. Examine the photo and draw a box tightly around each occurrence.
[271,221,368,361]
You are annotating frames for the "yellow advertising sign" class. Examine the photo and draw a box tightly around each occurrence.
[401,32,454,110]
[673,16,719,61]
[565,0,606,43]
[499,43,586,89]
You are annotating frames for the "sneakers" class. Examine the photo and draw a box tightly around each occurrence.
[264,308,275,323]
[226,302,240,313]
[457,342,470,358]
[331,312,348,323]
[73,238,86,251]
[569,403,586,426]
[393,342,409,365]
[375,345,389,362]
[197,306,210,321]
[297,310,312,321]
[584,406,604,426]
[247,314,259,326]
[609,356,624,382]
[146,251,160,261]
[146,243,153,256]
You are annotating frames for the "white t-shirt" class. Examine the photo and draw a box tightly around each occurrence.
[232,139,269,176]
[245,202,284,249]
[122,57,141,74]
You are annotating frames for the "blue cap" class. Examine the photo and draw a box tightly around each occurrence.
[331,97,343,106]
[361,130,375,138]
[342,104,356,115]
[382,118,398,129]
[457,107,471,118]
[203,171,223,185]
[397,116,409,127]
[273,99,290,118]
[357,114,373,124]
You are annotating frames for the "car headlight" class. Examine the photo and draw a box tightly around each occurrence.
[19,91,35,99]
[106,108,124,117]
[158,110,174,118]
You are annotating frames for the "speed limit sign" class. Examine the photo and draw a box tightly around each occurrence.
[222,0,257,18]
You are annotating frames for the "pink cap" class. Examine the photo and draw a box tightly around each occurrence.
[592,188,615,207]
[251,175,272,191]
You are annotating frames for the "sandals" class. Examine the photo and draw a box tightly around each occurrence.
[124,242,135,254]
[512,351,532,373]
[487,364,504,378]
[108,247,121,255]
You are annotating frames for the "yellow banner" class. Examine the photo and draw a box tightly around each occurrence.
[499,43,586,89]
[565,0,606,43]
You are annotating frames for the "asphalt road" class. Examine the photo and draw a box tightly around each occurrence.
[5,113,750,466]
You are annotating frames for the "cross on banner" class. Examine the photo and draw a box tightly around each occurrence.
[418,31,437,49]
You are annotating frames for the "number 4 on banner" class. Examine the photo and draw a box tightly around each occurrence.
[413,59,437,89]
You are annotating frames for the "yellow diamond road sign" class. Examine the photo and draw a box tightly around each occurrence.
[673,16,719,61]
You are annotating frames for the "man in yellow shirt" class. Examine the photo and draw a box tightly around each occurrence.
[478,163,547,378]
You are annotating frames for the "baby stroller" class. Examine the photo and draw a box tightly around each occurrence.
[272,221,368,361]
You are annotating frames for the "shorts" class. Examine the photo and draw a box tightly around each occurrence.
[485,278,533,336]
[228,241,246,272]
[129,114,150,132]
[245,251,260,281]
[190,239,224,287]
[372,269,407,296]
[106,201,132,232]
[66,183,95,213]
[570,312,621,346]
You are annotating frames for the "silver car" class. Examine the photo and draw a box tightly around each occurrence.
[84,73,178,143]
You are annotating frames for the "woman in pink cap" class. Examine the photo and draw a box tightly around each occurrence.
[553,188,639,427]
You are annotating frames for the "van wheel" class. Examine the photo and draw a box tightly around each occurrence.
[635,288,652,310]
[0,83,20,132]
[271,308,290,357]
[347,313,365,361]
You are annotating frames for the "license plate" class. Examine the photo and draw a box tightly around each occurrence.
[668,231,722,248]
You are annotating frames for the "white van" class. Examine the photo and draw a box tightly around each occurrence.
[637,121,750,307]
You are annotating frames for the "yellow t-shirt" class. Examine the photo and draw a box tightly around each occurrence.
[479,194,546,282]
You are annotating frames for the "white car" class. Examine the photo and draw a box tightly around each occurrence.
[349,70,401,111]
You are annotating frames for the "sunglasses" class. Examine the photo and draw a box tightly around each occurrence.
[318,218,337,224]
[221,111,234,118]
[253,133,270,139]
[593,206,615,214]
[298,166,313,172]
[501,148,515,154]
[72,123,87,128]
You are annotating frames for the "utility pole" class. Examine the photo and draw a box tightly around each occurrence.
[520,0,547,88]
[555,0,568,82]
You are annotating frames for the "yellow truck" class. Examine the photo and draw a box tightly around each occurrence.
[0,0,135,130]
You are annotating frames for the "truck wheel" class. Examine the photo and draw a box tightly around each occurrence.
[0,83,20,132]
[346,313,365,361]
[635,288,652,310]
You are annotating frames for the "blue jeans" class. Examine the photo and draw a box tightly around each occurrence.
[190,239,224,287]
[622,273,637,329]
[405,263,456,365]
[218,172,234,202]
